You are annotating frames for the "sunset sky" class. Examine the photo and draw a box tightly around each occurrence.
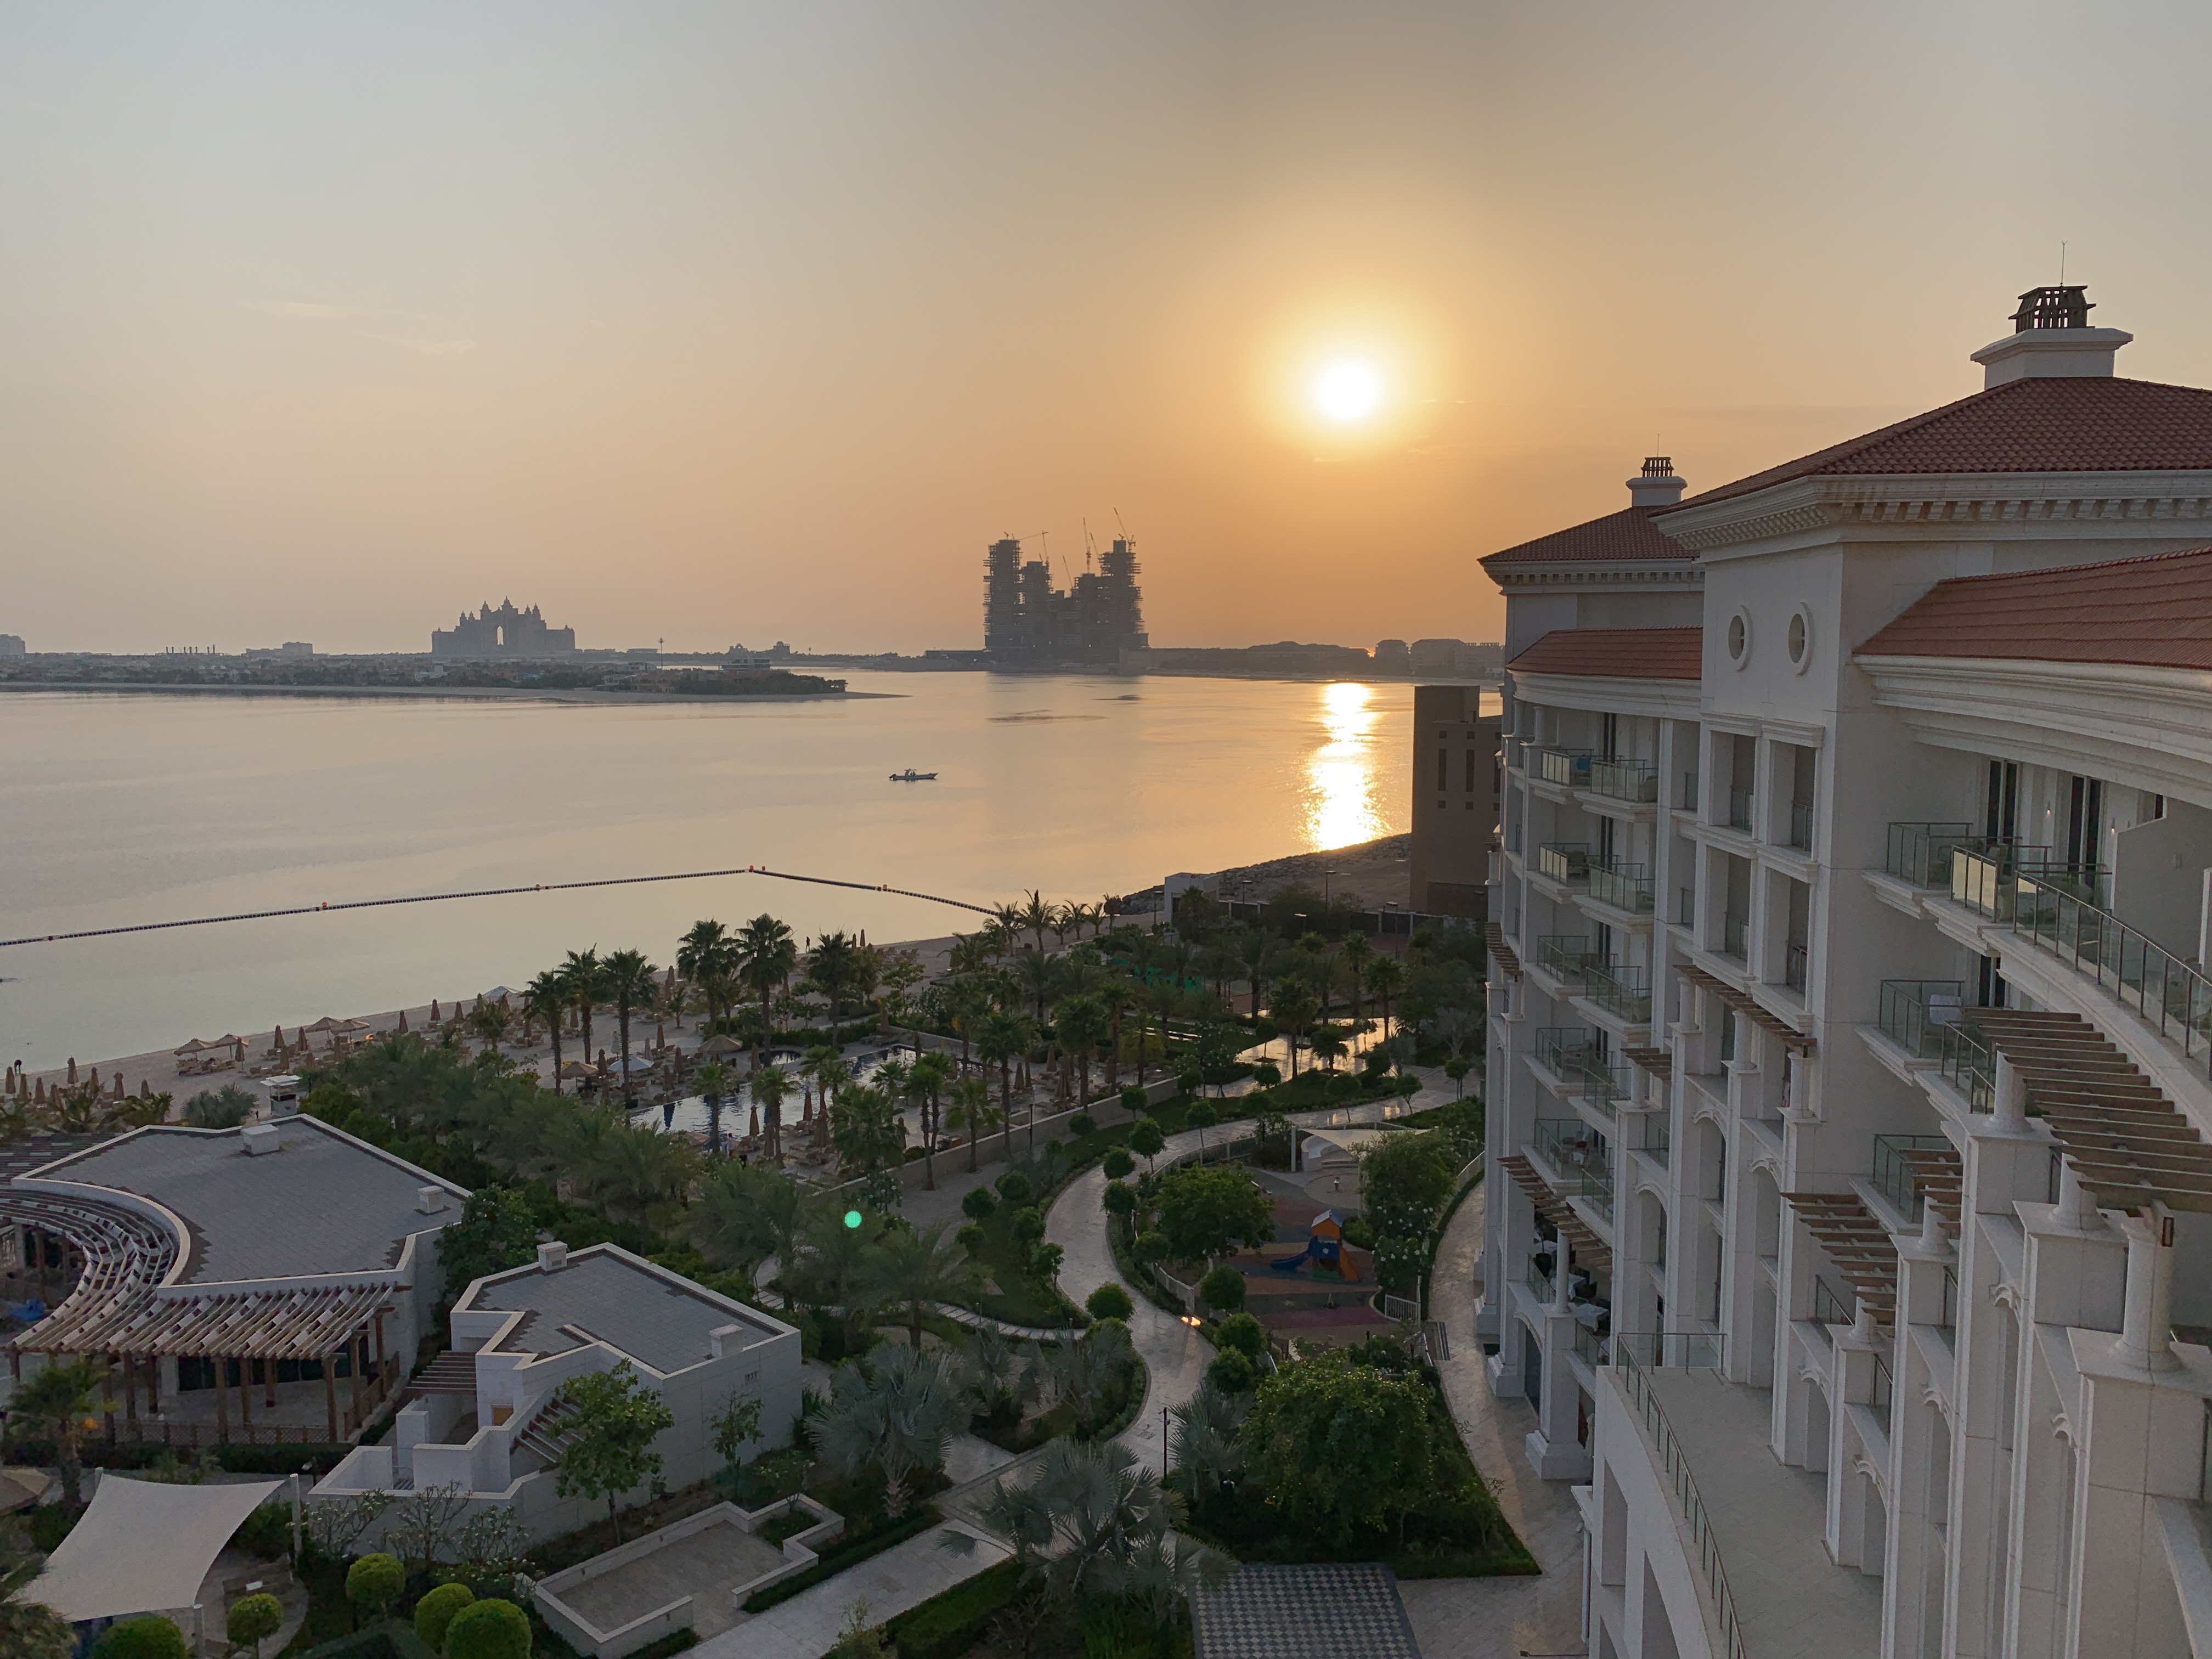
[7,2,2212,656]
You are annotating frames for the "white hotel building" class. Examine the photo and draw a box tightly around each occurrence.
[1479,287,2212,1659]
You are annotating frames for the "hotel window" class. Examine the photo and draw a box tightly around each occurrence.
[1985,760,2020,839]
[1436,748,1448,793]
[1464,749,1479,792]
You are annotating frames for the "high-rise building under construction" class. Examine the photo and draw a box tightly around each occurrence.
[981,533,1147,664]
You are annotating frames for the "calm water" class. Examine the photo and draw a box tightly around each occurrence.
[0,672,1410,1069]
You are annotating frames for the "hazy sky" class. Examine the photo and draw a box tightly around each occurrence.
[7,2,2212,655]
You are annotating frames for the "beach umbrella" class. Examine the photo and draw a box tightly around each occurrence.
[233,1040,246,1061]
[66,1059,77,1085]
[139,1081,150,1098]
[396,1011,408,1034]
[88,1067,99,1090]
[430,999,441,1022]
[748,1105,760,1139]
[34,1078,46,1104]
[173,1039,207,1057]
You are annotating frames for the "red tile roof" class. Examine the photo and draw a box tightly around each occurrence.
[1479,504,1693,567]
[1679,377,2212,507]
[1856,546,2212,672]
[1508,627,1703,681]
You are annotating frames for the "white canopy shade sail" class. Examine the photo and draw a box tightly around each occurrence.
[29,1474,282,1623]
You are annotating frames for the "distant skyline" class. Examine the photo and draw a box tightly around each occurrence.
[6,2,2212,654]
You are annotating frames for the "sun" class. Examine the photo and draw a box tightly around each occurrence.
[1311,359,1381,422]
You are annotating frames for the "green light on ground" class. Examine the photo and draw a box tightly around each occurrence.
[844,1209,864,1229]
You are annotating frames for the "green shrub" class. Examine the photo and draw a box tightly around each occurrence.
[1086,1283,1134,1322]
[27,1504,73,1552]
[1126,1119,1165,1163]
[1101,1148,1136,1181]
[960,1186,997,1222]
[883,1558,1026,1659]
[1133,1230,1167,1263]
[1008,1206,1045,1248]
[94,1616,189,1659]
[345,1553,405,1621]
[1120,1085,1147,1114]
[994,1171,1032,1206]
[414,1581,476,1650]
[1198,1266,1245,1314]
[1102,1180,1137,1217]
[1068,1113,1096,1137]
[228,1592,283,1654]
[743,1513,935,1612]
[955,1222,986,1257]
[442,1596,532,1659]
[1215,1311,1267,1358]
[1029,1243,1064,1280]
[231,1498,292,1559]
[1207,1349,1258,1394]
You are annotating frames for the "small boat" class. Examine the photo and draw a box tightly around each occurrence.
[889,769,939,782]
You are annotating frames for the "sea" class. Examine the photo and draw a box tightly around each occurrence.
[0,672,1411,1071]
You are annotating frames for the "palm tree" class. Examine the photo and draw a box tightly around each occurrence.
[1365,955,1404,1040]
[678,919,740,1028]
[1015,948,1059,1022]
[736,912,798,1058]
[12,1356,115,1509]
[862,1221,979,1345]
[600,949,658,1105]
[467,998,510,1056]
[0,1513,75,1659]
[947,1077,998,1173]
[963,1324,1040,1427]
[695,1059,733,1155]
[1054,994,1110,1109]
[816,1341,969,1519]
[750,1063,791,1161]
[1237,928,1276,1022]
[584,1125,698,1237]
[1340,933,1373,1028]
[808,932,860,1026]
[946,977,994,1070]
[977,1010,1031,1161]
[1270,979,1318,1079]
[522,970,569,1092]
[1309,1023,1350,1072]
[1168,1378,1251,1503]
[1020,890,1054,953]
[691,1160,815,1307]
[802,1045,846,1144]
[561,949,604,1080]
[904,1050,955,1188]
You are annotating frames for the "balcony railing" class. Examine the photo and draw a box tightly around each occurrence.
[1572,1321,1607,1368]
[1537,935,1601,986]
[1589,857,1656,914]
[1526,1256,1555,1303]
[1539,748,1594,788]
[1616,1330,1728,1369]
[1877,978,1966,1059]
[1676,886,1695,929]
[1939,1264,1958,1339]
[1788,800,1814,851]
[1933,1016,1995,1113]
[1885,821,1978,888]
[1681,771,1700,813]
[1871,1133,1951,1224]
[1811,1275,1854,1327]
[1534,1024,1599,1074]
[1720,911,1748,959]
[1617,1333,1756,1659]
[1538,842,1593,885]
[1581,1169,1615,1220]
[1590,758,1660,804]
[1575,1057,1631,1110]
[1728,785,1754,832]
[1534,1116,1612,1185]
[2011,874,2212,1075]
[1584,962,1652,1023]
[1951,843,2106,921]
[1869,1352,1894,1434]
[1634,1113,1672,1166]
[1784,941,1808,994]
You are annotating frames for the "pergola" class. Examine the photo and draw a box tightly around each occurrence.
[3,1190,397,1446]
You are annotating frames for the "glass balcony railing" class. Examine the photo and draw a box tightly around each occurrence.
[1877,979,1967,1059]
[1885,821,1978,888]
[1950,843,2105,920]
[1589,857,1656,914]
[1534,1024,1599,1074]
[1681,771,1700,813]
[1675,886,1695,929]
[1634,1113,1672,1166]
[2011,873,2212,1074]
[1537,842,1593,885]
[1870,1352,1894,1434]
[1933,1017,1995,1112]
[1871,1133,1951,1224]
[1575,1058,1630,1110]
[1728,785,1754,832]
[1538,748,1594,788]
[1811,1275,1854,1327]
[1583,962,1652,1023]
[1526,1255,1555,1302]
[1784,941,1808,993]
[1589,758,1660,804]
[1537,935,1601,986]
[1572,1321,1607,1368]
[1939,1265,1958,1340]
[1581,1169,1614,1220]
[1615,1330,1726,1369]
[1721,911,1748,959]
[1535,1116,1612,1186]
[1788,800,1814,851]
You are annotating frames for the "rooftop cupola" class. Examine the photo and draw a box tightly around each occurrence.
[1971,284,2132,388]
[1626,455,1686,509]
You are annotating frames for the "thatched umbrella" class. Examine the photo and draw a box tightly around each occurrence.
[65,1058,77,1085]
[34,1077,46,1103]
[430,999,441,1022]
[173,1039,208,1058]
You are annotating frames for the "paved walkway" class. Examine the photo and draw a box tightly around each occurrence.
[1400,1178,1587,1659]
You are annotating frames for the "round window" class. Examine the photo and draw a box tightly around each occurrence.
[1787,606,1813,673]
[1726,608,1751,668]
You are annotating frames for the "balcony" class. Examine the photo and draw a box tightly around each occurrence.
[1784,941,1808,994]
[1876,978,1966,1059]
[1675,886,1695,929]
[1633,1113,1671,1166]
[1526,1254,1556,1304]
[1588,857,1656,915]
[1583,962,1653,1024]
[1727,785,1754,833]
[1681,770,1700,813]
[1538,748,1594,789]
[1589,757,1660,805]
[1810,1274,1854,1326]
[1869,1352,1894,1435]
[1537,841,1593,885]
[2010,874,2212,1075]
[1537,935,1602,987]
[1720,910,1748,960]
[1534,1024,1599,1074]
[1951,843,2107,921]
[1788,799,1814,852]
[1534,1116,1612,1188]
[1870,1133,1953,1224]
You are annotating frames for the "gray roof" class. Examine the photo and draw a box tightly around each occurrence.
[25,1119,455,1286]
[471,1250,764,1374]
[1191,1564,1423,1659]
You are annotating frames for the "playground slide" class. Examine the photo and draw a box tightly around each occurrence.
[1267,1244,1314,1272]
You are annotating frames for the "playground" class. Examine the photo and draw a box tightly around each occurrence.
[1222,1180,1390,1347]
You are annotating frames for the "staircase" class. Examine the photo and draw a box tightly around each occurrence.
[515,1395,583,1468]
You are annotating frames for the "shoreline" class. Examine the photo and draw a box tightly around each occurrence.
[0,682,900,704]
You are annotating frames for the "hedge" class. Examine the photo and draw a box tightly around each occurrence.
[740,1511,937,1613]
[882,1559,1028,1659]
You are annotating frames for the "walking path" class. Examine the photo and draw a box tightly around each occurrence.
[1398,1178,1587,1658]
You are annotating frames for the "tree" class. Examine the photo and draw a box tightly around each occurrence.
[1443,1056,1471,1097]
[962,1325,1039,1427]
[1054,994,1110,1108]
[960,1184,996,1221]
[600,948,658,1104]
[11,1355,116,1508]
[1308,1023,1350,1072]
[692,1160,814,1306]
[0,1514,73,1659]
[904,1049,956,1188]
[304,1491,394,1560]
[977,1010,1032,1161]
[1268,980,1317,1077]
[1086,1283,1133,1322]
[816,1341,968,1517]
[1183,1098,1217,1154]
[1168,1377,1250,1502]
[831,1083,906,1212]
[346,1553,405,1628]
[560,949,604,1081]
[738,913,799,1102]
[711,1391,763,1475]
[551,1362,675,1537]
[1155,1165,1272,1266]
[1198,1266,1245,1314]
[94,1617,189,1659]
[1206,1349,1257,1393]
[441,1509,534,1604]
[1241,1350,1436,1543]
[521,970,569,1092]
[749,1063,789,1160]
[1101,1180,1137,1219]
[1038,1319,1137,1432]
[228,1591,284,1657]
[467,999,511,1057]
[1214,1312,1266,1359]
[677,919,740,1029]
[1102,1147,1135,1181]
[694,1059,733,1155]
[946,1077,997,1175]
[1358,1132,1458,1294]
[413,1583,475,1652]
[1126,1118,1165,1171]
[1365,955,1404,1039]
[437,1187,541,1294]
[183,1082,256,1129]
[862,1221,978,1346]
[386,1481,471,1578]
[442,1598,533,1659]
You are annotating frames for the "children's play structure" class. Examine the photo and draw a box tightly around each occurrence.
[1268,1210,1345,1273]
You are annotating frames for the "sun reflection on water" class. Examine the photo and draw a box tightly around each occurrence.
[1304,682,1385,850]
